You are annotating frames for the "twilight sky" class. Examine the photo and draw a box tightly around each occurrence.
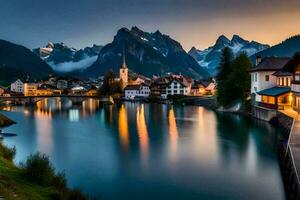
[1,0,300,51]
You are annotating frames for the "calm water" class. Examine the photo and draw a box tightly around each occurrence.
[1,98,285,200]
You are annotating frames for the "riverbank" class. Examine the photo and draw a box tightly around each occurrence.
[0,113,89,200]
[0,142,90,200]
[0,113,15,128]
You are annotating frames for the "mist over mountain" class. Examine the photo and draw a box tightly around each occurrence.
[83,27,210,79]
[0,39,53,83]
[189,35,269,75]
[33,42,102,73]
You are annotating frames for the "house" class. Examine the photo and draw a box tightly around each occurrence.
[24,83,39,96]
[70,86,88,95]
[165,78,191,97]
[0,86,5,96]
[57,79,68,90]
[190,80,216,96]
[281,53,300,113]
[250,56,291,110]
[150,77,169,99]
[190,83,206,96]
[124,83,150,100]
[36,84,63,96]
[10,79,24,94]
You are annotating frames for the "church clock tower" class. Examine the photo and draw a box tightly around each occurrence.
[119,50,128,89]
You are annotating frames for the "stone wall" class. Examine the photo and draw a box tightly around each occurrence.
[251,105,277,122]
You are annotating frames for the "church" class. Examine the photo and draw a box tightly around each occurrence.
[119,51,149,90]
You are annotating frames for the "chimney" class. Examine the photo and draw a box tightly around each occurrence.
[256,56,262,66]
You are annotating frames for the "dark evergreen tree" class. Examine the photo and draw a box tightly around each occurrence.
[216,47,233,105]
[224,53,252,106]
[99,70,116,95]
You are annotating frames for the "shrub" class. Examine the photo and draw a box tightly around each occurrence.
[68,189,88,200]
[0,143,16,161]
[22,153,55,185]
[52,171,67,191]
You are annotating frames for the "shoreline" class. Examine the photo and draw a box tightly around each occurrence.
[0,112,90,200]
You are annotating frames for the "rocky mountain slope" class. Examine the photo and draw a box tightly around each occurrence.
[33,42,102,73]
[0,39,53,83]
[83,27,210,79]
[189,35,269,75]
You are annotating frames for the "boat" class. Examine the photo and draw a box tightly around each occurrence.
[0,130,17,137]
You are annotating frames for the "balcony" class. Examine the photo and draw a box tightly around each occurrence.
[257,102,277,110]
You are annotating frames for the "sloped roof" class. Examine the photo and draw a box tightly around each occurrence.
[250,57,290,72]
[257,86,290,97]
[124,85,141,90]
[272,70,293,77]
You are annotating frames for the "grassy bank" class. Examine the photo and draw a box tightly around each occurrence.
[0,114,89,200]
[0,142,90,200]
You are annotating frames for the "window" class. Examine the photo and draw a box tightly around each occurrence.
[255,73,258,82]
[265,75,269,81]
[295,74,300,81]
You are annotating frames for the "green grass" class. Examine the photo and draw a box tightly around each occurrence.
[0,113,89,200]
[0,155,56,200]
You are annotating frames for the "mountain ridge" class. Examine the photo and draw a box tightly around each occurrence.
[188,35,270,75]
[0,39,54,83]
[83,26,211,79]
[33,42,103,73]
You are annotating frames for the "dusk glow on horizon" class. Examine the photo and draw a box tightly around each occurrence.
[1,0,300,50]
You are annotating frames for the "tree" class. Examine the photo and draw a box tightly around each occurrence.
[99,70,116,95]
[225,53,252,105]
[216,47,233,104]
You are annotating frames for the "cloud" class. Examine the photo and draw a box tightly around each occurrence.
[49,56,98,72]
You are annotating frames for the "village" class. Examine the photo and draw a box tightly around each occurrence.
[0,54,216,101]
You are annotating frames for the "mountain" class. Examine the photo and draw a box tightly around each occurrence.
[83,27,210,79]
[33,42,102,73]
[252,35,300,60]
[188,35,269,76]
[0,39,53,83]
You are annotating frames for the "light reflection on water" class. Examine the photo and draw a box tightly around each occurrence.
[0,98,285,200]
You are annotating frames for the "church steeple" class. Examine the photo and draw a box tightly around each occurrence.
[119,48,128,89]
[121,48,127,69]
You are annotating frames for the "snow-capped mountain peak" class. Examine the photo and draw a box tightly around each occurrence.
[188,34,270,76]
[33,42,102,73]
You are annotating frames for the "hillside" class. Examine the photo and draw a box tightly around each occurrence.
[0,40,53,83]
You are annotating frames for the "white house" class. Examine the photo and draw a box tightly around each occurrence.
[57,79,68,90]
[124,84,150,100]
[165,79,191,97]
[250,57,290,102]
[10,79,24,94]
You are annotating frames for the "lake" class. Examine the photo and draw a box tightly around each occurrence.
[1,98,285,200]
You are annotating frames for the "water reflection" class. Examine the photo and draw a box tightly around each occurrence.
[118,104,129,152]
[136,104,149,164]
[0,101,285,200]
[168,106,178,161]
[17,98,102,121]
[194,107,219,167]
[34,99,53,155]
